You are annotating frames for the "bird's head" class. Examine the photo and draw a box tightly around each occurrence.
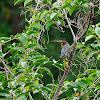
[51,38,69,47]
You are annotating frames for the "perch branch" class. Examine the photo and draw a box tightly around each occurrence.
[52,8,77,100]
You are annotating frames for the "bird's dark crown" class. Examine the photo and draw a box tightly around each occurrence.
[59,38,67,41]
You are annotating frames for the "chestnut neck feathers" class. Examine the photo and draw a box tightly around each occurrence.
[61,40,69,48]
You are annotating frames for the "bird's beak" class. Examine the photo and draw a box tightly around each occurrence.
[51,40,62,43]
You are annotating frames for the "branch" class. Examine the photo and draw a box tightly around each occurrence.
[52,41,77,100]
[52,7,77,100]
[0,57,14,77]
[79,77,100,99]
[63,9,76,42]
[4,67,10,88]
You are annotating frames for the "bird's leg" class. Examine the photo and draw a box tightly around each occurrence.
[63,58,67,71]
[65,57,68,61]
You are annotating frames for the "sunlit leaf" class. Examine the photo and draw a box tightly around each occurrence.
[85,35,95,42]
[24,0,32,7]
[85,69,98,74]
[69,6,80,15]
[77,81,87,89]
[14,0,25,5]
[95,27,100,38]
[24,82,34,87]
[14,71,24,76]
[52,2,58,9]
[97,54,100,60]
[12,47,26,52]
[97,11,100,15]
[30,23,44,31]
[96,71,100,77]
[82,3,88,13]
[50,13,57,20]
[76,42,85,49]
[59,3,70,11]
[65,0,71,3]
[45,21,55,30]
[40,11,49,19]
[41,86,51,92]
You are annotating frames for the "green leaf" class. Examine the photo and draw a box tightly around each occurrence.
[54,63,63,69]
[17,75,31,82]
[73,0,78,5]
[0,51,5,58]
[24,82,34,87]
[36,44,45,52]
[45,21,55,30]
[85,69,98,74]
[28,30,40,35]
[17,34,27,46]
[40,11,49,19]
[30,23,44,31]
[69,6,80,15]
[41,86,51,92]
[28,43,37,48]
[50,13,57,20]
[81,78,90,84]
[96,71,100,77]
[97,54,100,60]
[81,47,91,56]
[24,0,32,7]
[14,0,25,5]
[82,3,88,13]
[39,67,53,77]
[85,35,95,42]
[30,55,44,60]
[87,51,97,60]
[88,2,94,7]
[12,47,26,52]
[0,37,10,41]
[65,88,73,97]
[14,71,24,76]
[95,27,100,38]
[70,82,78,87]
[52,2,58,9]
[2,80,11,87]
[39,67,50,73]
[96,22,100,27]
[33,89,39,94]
[59,3,70,11]
[0,89,10,96]
[77,81,87,89]
[76,42,85,49]
[28,51,40,56]
[97,11,100,15]
[65,0,71,3]
[77,74,84,78]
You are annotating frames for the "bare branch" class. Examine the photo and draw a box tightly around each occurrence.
[79,77,100,99]
[0,57,14,77]
[63,9,76,42]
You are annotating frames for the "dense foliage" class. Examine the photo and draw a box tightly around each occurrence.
[0,0,100,100]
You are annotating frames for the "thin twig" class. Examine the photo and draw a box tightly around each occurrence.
[0,57,14,77]
[63,9,76,42]
[79,77,100,99]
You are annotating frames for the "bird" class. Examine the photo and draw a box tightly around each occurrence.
[52,38,71,71]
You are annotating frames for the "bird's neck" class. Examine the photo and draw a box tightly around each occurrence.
[61,41,68,47]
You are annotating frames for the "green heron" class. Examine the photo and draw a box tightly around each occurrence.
[52,38,71,71]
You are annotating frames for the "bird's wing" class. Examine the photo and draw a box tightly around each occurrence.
[60,44,71,58]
